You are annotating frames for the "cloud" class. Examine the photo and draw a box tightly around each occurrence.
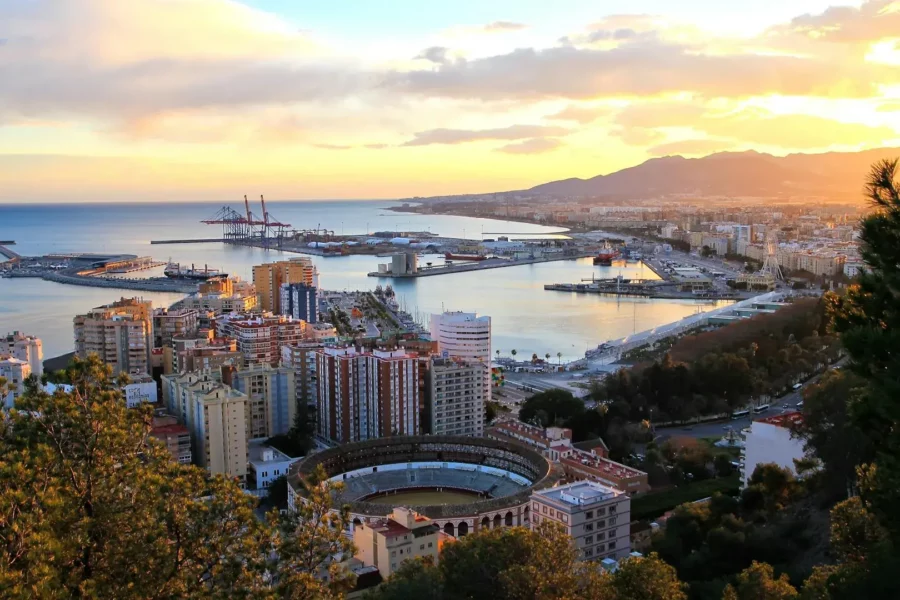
[876,100,900,112]
[548,104,611,124]
[389,39,887,101]
[496,137,563,154]
[416,46,451,64]
[314,143,353,150]
[768,0,900,45]
[647,139,736,157]
[364,143,389,149]
[0,0,367,122]
[401,124,570,146]
[482,21,528,33]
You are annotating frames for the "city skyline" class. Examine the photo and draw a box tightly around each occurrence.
[1,0,898,202]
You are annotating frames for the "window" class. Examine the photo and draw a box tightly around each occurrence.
[584,523,594,532]
[609,517,617,526]
[597,519,606,528]
[562,515,568,523]
[542,506,547,514]
[586,511,593,519]
[420,545,425,550]
[584,549,593,557]
[609,541,616,550]
[609,505,617,514]
[428,542,433,548]
[391,551,396,557]
[585,535,593,544]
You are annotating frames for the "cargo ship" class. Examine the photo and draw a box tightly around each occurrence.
[164,262,224,281]
[593,243,619,266]
[444,252,488,262]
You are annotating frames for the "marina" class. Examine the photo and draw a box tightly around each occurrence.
[368,250,593,278]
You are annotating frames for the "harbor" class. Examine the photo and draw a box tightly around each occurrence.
[544,276,740,300]
[367,250,593,278]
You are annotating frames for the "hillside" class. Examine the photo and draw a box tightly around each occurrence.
[524,147,900,199]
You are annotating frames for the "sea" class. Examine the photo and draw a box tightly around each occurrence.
[0,200,728,361]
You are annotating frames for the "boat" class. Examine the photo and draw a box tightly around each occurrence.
[164,262,224,281]
[593,243,619,266]
[445,252,488,262]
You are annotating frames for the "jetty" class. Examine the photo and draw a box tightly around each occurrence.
[367,251,592,278]
[0,244,21,261]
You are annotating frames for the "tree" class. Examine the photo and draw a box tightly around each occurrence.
[364,557,443,600]
[267,464,356,599]
[797,370,870,498]
[557,351,563,365]
[828,158,900,542]
[496,349,501,360]
[518,389,584,427]
[545,352,551,363]
[0,355,268,598]
[511,349,517,360]
[744,464,799,516]
[608,553,688,600]
[723,561,798,600]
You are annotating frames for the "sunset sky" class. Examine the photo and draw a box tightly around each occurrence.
[1,0,899,202]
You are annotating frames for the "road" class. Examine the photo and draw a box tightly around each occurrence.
[654,360,845,443]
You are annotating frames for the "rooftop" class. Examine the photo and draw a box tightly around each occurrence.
[248,440,296,465]
[534,480,622,508]
[756,411,804,429]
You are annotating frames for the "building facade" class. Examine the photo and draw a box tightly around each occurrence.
[228,363,297,439]
[248,440,300,493]
[152,308,199,348]
[353,508,441,580]
[150,414,193,464]
[740,412,806,487]
[316,347,420,443]
[73,297,153,375]
[2,331,43,378]
[215,313,307,367]
[280,282,318,324]
[531,480,632,561]
[0,356,31,409]
[161,370,250,483]
[253,258,319,314]
[428,357,485,436]
[429,312,491,403]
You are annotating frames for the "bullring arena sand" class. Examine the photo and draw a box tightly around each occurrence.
[365,489,482,506]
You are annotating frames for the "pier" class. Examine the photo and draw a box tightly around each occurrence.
[150,238,226,244]
[367,251,593,278]
[0,244,21,260]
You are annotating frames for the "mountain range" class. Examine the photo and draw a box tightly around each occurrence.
[520,148,900,200]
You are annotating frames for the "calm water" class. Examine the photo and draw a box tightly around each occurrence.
[0,201,726,360]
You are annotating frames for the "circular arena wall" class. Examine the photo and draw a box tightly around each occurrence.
[289,435,561,536]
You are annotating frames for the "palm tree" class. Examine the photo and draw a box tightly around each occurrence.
[557,351,563,365]
[511,349,517,361]
[545,353,551,363]
[495,349,500,361]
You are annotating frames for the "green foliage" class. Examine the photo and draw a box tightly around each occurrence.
[368,524,686,600]
[0,354,353,599]
[723,561,798,600]
[518,388,584,427]
[827,159,900,544]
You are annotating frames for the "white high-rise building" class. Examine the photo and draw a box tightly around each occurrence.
[430,312,491,404]
[0,356,31,409]
[3,331,43,378]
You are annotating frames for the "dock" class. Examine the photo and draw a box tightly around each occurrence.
[0,244,21,261]
[151,238,226,245]
[368,252,592,278]
[544,277,738,300]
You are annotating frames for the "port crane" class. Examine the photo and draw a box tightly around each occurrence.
[201,195,292,247]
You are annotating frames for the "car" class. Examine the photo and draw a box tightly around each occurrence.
[781,404,789,409]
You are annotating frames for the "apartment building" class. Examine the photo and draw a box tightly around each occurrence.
[316,347,420,443]
[226,363,296,439]
[740,412,806,487]
[253,258,319,314]
[0,356,31,409]
[169,334,242,374]
[487,420,650,495]
[73,297,152,375]
[531,481,632,561]
[150,414,192,464]
[280,282,318,323]
[152,308,199,348]
[354,508,441,580]
[2,331,43,378]
[248,440,300,493]
[428,357,485,436]
[178,276,258,315]
[281,341,322,409]
[429,311,491,403]
[215,313,307,367]
[161,370,250,483]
